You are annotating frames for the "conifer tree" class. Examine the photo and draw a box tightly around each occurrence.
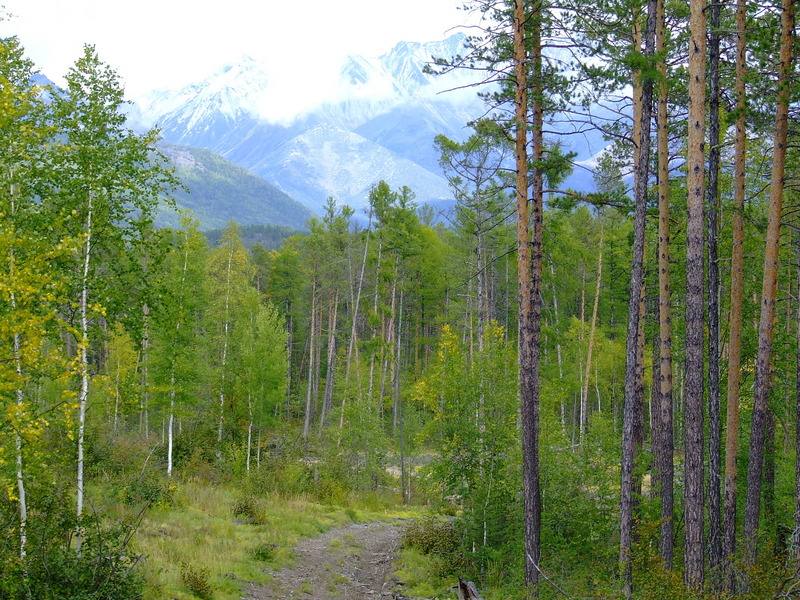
[744,0,795,564]
[683,0,707,586]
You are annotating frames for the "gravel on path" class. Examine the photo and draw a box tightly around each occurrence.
[245,520,405,600]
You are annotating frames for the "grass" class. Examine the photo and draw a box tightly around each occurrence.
[124,481,417,600]
[394,546,456,599]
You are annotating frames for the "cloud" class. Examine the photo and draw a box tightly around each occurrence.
[0,0,473,98]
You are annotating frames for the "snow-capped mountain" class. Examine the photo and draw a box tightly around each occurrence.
[135,33,606,216]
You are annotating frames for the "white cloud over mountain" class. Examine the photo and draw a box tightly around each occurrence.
[135,34,608,215]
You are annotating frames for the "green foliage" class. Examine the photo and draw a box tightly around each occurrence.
[180,562,214,599]
[232,495,263,523]
[120,470,176,507]
[402,518,468,579]
[250,542,278,562]
[206,223,304,250]
[0,499,144,600]
[402,518,461,555]
[160,143,313,230]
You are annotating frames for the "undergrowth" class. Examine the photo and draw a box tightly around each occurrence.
[131,481,415,600]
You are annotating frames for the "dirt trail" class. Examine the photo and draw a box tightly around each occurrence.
[246,521,404,600]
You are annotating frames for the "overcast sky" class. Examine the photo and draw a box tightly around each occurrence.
[0,0,476,99]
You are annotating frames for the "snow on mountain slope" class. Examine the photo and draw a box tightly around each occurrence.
[135,32,605,215]
[253,123,452,214]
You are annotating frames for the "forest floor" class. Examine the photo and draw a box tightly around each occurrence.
[245,520,406,600]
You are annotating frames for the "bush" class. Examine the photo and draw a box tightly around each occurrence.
[403,518,460,555]
[86,431,151,478]
[232,496,264,523]
[250,542,278,562]
[180,562,214,599]
[120,470,175,507]
[3,516,145,600]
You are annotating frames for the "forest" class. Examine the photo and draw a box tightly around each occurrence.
[2,0,800,598]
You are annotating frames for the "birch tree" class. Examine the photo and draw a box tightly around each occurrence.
[0,34,73,579]
[49,44,176,546]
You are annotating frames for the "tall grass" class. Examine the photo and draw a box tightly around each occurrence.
[131,482,410,600]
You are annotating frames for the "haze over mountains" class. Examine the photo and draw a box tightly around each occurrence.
[134,34,609,220]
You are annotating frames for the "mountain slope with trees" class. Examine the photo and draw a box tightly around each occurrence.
[158,143,314,229]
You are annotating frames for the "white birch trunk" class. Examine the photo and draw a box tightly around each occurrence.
[303,276,318,439]
[217,249,233,448]
[246,393,253,475]
[76,188,93,552]
[340,219,371,433]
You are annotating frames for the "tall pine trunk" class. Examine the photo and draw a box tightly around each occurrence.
[684,0,707,585]
[513,1,540,593]
[723,0,747,585]
[793,232,800,566]
[706,0,723,579]
[743,0,794,562]
[620,3,655,594]
[654,0,674,564]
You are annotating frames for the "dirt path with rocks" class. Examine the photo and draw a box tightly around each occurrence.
[246,521,405,600]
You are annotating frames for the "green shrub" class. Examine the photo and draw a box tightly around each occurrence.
[402,518,460,556]
[232,496,263,523]
[2,514,145,600]
[250,542,278,562]
[120,470,175,507]
[86,431,151,478]
[180,562,214,599]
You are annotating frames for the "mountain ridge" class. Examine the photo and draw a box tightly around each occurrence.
[137,34,607,215]
[157,143,315,230]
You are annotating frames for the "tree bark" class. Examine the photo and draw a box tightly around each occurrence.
[319,289,339,432]
[217,249,233,448]
[341,218,371,431]
[513,1,541,594]
[13,330,28,564]
[620,3,655,594]
[743,0,793,563]
[655,0,673,565]
[76,188,93,552]
[303,275,318,440]
[706,0,723,580]
[723,0,747,586]
[793,232,800,567]
[581,223,604,440]
[684,0,707,585]
[368,239,383,405]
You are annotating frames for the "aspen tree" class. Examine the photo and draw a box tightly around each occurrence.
[50,45,176,548]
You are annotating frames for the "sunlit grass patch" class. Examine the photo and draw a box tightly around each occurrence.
[133,481,368,600]
[394,546,453,598]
